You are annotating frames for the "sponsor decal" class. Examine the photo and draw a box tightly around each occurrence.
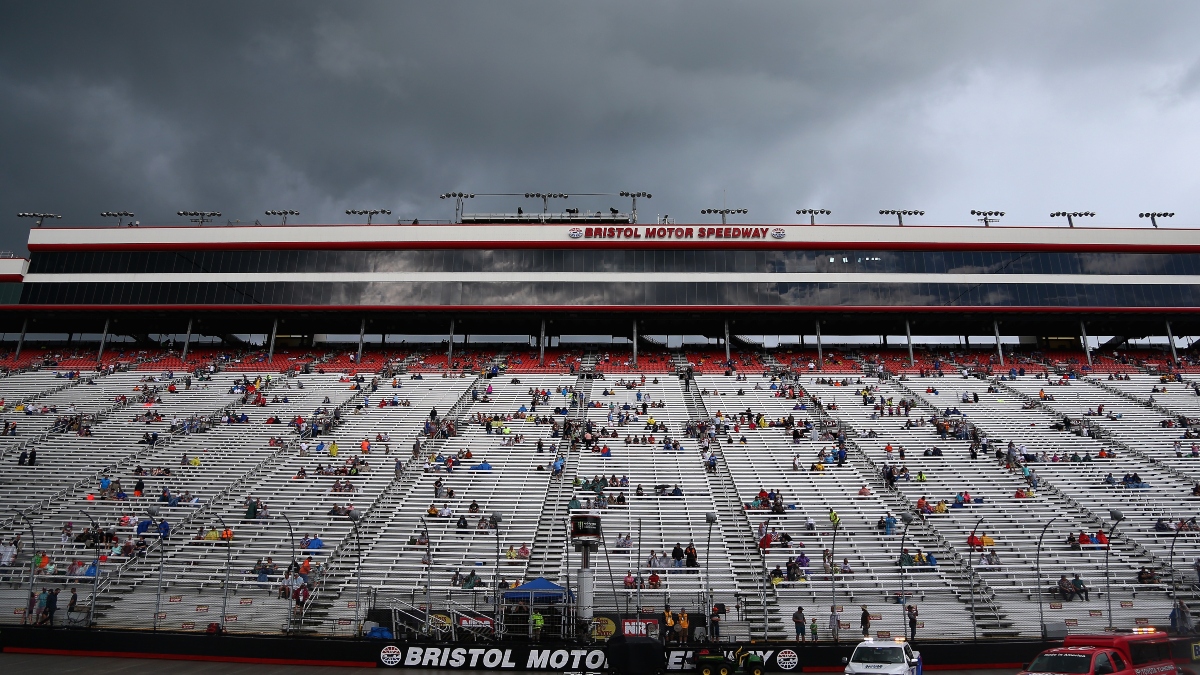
[591,616,617,641]
[195,605,209,613]
[1050,602,1062,609]
[1065,619,1079,626]
[181,622,195,630]
[381,646,403,667]
[239,598,253,605]
[169,595,183,603]
[776,649,799,671]
[876,631,890,638]
[1135,618,1150,625]
[771,228,787,239]
[869,614,882,621]
[1135,664,1178,675]
[568,227,584,239]
[1089,610,1103,617]
[622,619,659,637]
[338,618,353,625]
[1121,601,1135,608]
[347,600,358,608]
[13,608,24,615]
[155,612,166,620]
[668,649,774,671]
[225,615,237,622]
[459,615,494,629]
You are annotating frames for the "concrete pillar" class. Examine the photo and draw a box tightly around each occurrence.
[14,318,28,361]
[1167,321,1179,365]
[1080,321,1092,367]
[724,321,731,363]
[268,319,279,363]
[631,320,638,368]
[815,320,824,372]
[539,320,546,366]
[355,319,365,366]
[994,321,1005,367]
[905,320,914,367]
[97,318,110,364]
[181,318,193,362]
[447,319,455,367]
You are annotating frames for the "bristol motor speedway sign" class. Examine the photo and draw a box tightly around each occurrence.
[570,226,785,241]
[377,644,607,670]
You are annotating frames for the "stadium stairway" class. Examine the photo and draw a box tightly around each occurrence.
[682,380,784,641]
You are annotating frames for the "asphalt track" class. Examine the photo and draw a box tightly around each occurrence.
[0,653,1020,675]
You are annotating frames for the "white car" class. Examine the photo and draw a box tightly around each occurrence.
[842,639,922,675]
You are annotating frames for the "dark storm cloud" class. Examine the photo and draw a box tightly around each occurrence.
[2,1,1199,254]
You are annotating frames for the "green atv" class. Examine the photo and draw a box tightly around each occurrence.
[694,648,765,675]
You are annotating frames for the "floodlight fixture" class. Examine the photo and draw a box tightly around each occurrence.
[101,211,136,227]
[1139,212,1174,228]
[345,208,391,225]
[177,211,220,226]
[796,208,831,225]
[1049,211,1095,228]
[879,209,924,226]
[970,210,1005,227]
[264,209,299,225]
[17,212,62,228]
[524,192,569,214]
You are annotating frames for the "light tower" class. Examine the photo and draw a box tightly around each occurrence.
[17,212,61,228]
[524,192,568,214]
[101,211,136,227]
[701,208,747,225]
[796,208,830,225]
[879,209,924,226]
[970,210,1005,227]
[439,192,475,223]
[177,211,220,226]
[619,191,651,224]
[345,208,391,225]
[1139,212,1174,228]
[265,209,299,225]
[1050,211,1094,228]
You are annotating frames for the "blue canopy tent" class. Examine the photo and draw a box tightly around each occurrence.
[503,577,573,603]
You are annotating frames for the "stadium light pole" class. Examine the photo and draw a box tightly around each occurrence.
[214,515,232,632]
[489,513,503,624]
[1105,509,1124,630]
[1036,517,1057,639]
[1139,212,1174,228]
[701,208,748,225]
[1050,211,1094,228]
[177,211,221,226]
[345,209,391,225]
[704,511,717,633]
[101,211,136,227]
[796,209,830,225]
[78,509,102,629]
[146,505,166,632]
[17,212,61,228]
[13,510,37,623]
[1170,517,1196,597]
[419,516,432,635]
[439,193,475,223]
[265,209,299,225]
[970,210,1005,227]
[347,508,363,636]
[619,191,651,224]
[897,513,914,639]
[524,192,568,216]
[879,209,924,226]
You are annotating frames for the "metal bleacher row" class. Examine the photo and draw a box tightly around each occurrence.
[1,342,1198,641]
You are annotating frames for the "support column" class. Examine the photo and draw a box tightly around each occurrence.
[97,318,110,364]
[994,321,1005,367]
[815,320,824,372]
[14,318,28,361]
[539,320,546,366]
[181,318,193,362]
[1166,321,1179,365]
[447,319,455,367]
[355,319,366,366]
[724,321,731,364]
[631,320,638,368]
[268,319,279,363]
[1080,321,1092,367]
[905,320,915,367]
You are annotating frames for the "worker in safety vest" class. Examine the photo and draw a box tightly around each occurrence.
[677,609,689,642]
[661,605,674,643]
[531,610,544,641]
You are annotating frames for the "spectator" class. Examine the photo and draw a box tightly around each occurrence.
[1071,574,1090,601]
[1058,574,1076,601]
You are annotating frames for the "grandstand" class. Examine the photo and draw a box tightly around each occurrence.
[2,219,1200,644]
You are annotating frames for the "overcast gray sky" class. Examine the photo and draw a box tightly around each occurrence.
[2,1,1199,254]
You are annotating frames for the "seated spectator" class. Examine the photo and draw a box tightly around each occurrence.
[1058,574,1076,601]
[1071,574,1090,600]
[1137,567,1159,584]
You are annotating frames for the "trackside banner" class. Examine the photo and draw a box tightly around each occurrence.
[376,644,608,670]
